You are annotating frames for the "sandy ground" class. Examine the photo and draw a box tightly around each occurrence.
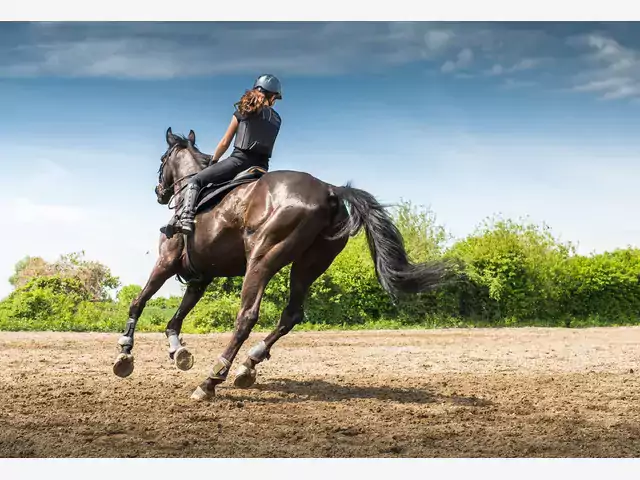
[1,327,640,458]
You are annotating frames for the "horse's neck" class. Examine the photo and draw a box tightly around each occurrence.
[173,155,204,194]
[178,162,203,179]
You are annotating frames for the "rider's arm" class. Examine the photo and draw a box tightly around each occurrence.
[210,115,239,164]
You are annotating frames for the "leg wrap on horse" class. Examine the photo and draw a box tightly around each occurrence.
[121,318,137,340]
[248,341,271,363]
[118,318,137,351]
[209,356,231,380]
[117,335,133,347]
[167,332,182,354]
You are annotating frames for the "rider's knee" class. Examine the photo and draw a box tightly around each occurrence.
[189,175,203,189]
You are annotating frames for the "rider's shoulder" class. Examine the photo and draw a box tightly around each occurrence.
[267,106,281,120]
[233,108,246,121]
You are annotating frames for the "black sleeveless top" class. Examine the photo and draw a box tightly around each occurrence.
[232,106,281,164]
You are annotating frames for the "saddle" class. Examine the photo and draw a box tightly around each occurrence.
[160,166,267,240]
[194,165,267,214]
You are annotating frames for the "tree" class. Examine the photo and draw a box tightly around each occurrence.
[117,284,143,305]
[9,256,49,288]
[8,251,120,301]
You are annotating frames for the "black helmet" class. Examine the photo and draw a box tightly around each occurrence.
[253,74,282,99]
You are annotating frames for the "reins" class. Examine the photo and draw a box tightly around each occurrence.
[166,173,196,210]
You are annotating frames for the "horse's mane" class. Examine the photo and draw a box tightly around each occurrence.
[169,133,211,170]
[171,133,190,149]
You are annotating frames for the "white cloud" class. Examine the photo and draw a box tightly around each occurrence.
[572,76,640,99]
[2,22,639,102]
[488,64,505,75]
[570,33,640,100]
[603,84,640,100]
[424,29,455,52]
[501,78,537,89]
[573,77,629,91]
[486,57,543,76]
[441,48,474,72]
[514,58,540,70]
[0,23,441,78]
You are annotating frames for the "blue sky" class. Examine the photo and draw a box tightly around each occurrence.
[1,21,640,299]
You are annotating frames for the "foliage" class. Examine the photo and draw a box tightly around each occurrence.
[8,251,120,301]
[443,216,574,323]
[117,284,143,306]
[2,201,640,332]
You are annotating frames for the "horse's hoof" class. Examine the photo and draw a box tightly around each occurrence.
[174,347,194,371]
[190,386,214,401]
[233,365,257,389]
[113,353,134,378]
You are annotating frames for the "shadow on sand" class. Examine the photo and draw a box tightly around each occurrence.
[226,377,493,407]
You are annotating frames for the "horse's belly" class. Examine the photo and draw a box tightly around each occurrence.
[190,217,247,277]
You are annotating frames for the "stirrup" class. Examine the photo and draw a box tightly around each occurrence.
[160,224,176,238]
[161,219,194,238]
[179,218,195,235]
[160,215,179,238]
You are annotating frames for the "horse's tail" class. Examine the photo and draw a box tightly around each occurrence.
[329,183,454,298]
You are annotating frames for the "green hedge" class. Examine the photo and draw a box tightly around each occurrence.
[2,203,640,332]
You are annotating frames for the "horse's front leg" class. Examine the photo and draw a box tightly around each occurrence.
[113,236,182,378]
[165,281,209,371]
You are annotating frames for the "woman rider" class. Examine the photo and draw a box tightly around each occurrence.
[169,74,283,236]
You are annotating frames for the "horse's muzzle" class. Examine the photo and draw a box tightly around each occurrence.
[155,184,170,205]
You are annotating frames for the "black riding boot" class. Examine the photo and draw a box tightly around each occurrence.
[176,183,199,234]
[161,183,199,237]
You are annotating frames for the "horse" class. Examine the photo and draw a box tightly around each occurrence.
[112,127,452,401]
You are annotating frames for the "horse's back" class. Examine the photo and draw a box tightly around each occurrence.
[257,169,333,204]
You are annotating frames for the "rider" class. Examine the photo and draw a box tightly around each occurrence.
[169,74,283,236]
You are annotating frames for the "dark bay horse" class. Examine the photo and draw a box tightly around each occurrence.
[113,127,451,401]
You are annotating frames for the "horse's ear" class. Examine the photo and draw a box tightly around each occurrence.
[166,127,176,146]
[188,129,196,145]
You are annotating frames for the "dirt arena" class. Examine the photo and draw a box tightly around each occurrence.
[2,327,640,457]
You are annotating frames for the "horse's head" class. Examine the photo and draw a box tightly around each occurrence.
[155,127,204,205]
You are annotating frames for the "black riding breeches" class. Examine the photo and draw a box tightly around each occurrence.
[190,152,268,189]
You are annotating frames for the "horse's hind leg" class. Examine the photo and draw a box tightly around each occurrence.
[189,257,275,400]
[234,234,348,389]
[113,237,181,378]
[190,212,322,400]
[165,281,208,371]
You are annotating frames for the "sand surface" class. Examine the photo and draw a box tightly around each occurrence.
[2,328,640,457]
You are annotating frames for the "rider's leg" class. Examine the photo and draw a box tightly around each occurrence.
[193,155,246,188]
[169,155,247,235]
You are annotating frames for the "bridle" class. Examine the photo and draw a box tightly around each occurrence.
[157,144,196,210]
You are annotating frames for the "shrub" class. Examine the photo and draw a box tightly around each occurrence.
[3,203,640,332]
